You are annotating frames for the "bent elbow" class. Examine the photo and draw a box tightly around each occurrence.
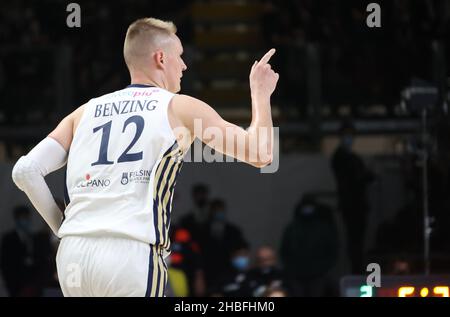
[249,154,273,168]
[12,157,26,189]
[11,156,39,190]
[257,157,273,168]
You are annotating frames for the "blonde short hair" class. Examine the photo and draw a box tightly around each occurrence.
[123,18,177,70]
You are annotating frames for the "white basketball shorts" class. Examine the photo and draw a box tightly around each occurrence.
[56,236,167,297]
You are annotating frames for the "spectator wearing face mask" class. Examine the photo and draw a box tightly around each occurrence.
[210,245,252,297]
[197,199,248,292]
[280,195,339,297]
[331,120,375,274]
[0,205,38,296]
[179,184,211,242]
[245,246,285,297]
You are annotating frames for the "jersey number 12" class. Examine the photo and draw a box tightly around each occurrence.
[91,115,144,166]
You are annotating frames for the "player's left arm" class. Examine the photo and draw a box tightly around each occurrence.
[11,106,82,235]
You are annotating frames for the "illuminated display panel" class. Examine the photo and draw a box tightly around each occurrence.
[340,275,450,297]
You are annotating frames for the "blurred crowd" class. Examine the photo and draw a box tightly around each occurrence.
[262,0,450,116]
[0,0,194,125]
[1,0,449,125]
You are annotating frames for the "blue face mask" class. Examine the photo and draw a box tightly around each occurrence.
[232,256,249,271]
[213,211,226,222]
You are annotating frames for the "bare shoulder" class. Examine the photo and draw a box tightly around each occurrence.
[72,103,87,132]
[169,94,219,132]
[169,94,199,128]
[168,94,201,151]
[72,103,86,117]
[48,103,87,152]
[170,94,204,112]
[169,94,237,143]
[170,94,218,122]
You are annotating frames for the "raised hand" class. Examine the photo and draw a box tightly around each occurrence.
[249,48,279,100]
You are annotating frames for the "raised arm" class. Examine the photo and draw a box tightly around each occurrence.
[170,49,279,167]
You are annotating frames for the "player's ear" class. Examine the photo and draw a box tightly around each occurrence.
[154,50,165,70]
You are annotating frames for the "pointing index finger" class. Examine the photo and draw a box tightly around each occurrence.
[259,48,276,65]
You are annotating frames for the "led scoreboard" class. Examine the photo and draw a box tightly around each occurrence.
[340,275,450,297]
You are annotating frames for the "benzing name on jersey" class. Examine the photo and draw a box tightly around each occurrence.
[94,99,158,118]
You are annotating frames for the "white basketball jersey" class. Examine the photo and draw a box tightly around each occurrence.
[59,84,184,254]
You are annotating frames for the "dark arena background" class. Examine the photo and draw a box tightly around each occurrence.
[0,0,450,298]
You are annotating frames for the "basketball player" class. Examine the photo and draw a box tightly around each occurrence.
[11,18,278,297]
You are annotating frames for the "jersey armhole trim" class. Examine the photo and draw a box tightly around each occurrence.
[164,94,183,155]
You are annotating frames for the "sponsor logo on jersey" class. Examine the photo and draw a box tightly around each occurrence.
[121,172,129,185]
[76,173,111,188]
[120,169,152,185]
[105,89,160,99]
